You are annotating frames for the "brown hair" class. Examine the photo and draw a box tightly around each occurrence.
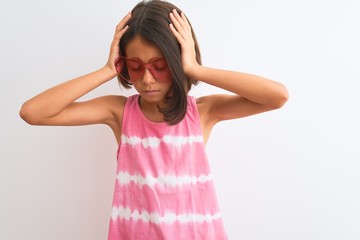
[117,0,201,125]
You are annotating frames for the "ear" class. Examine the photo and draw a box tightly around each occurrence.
[115,57,124,74]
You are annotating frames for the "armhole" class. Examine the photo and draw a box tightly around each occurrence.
[189,95,204,137]
[116,95,134,158]
[119,94,138,135]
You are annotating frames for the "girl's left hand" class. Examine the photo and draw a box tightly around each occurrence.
[169,9,200,77]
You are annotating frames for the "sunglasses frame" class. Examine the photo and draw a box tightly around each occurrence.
[115,56,172,83]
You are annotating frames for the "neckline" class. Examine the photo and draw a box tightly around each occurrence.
[135,95,169,126]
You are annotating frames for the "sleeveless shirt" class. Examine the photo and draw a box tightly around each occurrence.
[108,94,228,240]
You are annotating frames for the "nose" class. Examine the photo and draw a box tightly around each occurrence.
[141,68,156,85]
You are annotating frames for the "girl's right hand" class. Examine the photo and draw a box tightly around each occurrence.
[105,12,131,77]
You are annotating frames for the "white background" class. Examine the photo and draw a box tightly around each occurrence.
[1,0,360,239]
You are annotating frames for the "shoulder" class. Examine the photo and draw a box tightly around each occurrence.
[195,95,219,126]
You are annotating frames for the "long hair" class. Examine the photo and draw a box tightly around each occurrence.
[117,0,201,125]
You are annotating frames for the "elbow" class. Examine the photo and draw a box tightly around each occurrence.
[19,103,39,125]
[270,84,289,109]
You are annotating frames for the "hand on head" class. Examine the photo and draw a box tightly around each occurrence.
[169,9,200,77]
[106,12,131,77]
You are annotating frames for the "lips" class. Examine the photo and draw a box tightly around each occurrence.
[143,90,160,96]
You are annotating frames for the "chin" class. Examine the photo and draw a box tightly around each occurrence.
[140,94,165,104]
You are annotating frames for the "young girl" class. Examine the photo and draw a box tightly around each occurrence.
[20,0,288,239]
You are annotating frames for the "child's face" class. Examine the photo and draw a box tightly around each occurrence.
[125,35,173,105]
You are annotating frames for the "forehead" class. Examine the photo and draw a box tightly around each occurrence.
[125,35,163,61]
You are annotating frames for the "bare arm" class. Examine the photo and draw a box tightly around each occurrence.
[189,67,288,122]
[20,68,117,125]
[20,13,131,127]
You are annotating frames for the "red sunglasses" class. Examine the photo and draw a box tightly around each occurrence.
[115,56,172,83]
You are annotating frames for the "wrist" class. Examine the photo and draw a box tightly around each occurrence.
[101,65,118,81]
[186,64,204,81]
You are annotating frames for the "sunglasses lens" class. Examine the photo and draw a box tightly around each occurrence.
[149,58,170,82]
[127,59,144,82]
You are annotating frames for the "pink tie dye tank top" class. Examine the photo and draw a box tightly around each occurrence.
[108,94,228,240]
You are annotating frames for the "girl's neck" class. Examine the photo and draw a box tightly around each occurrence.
[138,96,166,123]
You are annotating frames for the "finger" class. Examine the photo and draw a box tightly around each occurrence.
[169,23,185,44]
[110,25,129,61]
[115,12,131,32]
[172,9,191,31]
[169,16,186,44]
[170,10,185,32]
[112,25,129,48]
[180,12,191,30]
[112,12,131,47]
[170,10,192,39]
[114,25,129,39]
